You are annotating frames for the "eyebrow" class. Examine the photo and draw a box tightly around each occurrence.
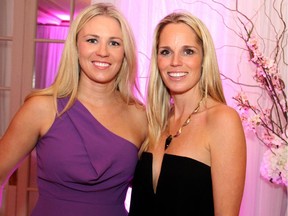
[158,45,198,49]
[158,46,171,49]
[84,34,123,41]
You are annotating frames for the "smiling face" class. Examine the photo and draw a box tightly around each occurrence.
[77,15,124,86]
[157,22,203,95]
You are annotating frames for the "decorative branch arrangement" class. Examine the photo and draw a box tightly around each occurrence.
[214,0,287,186]
[234,36,287,186]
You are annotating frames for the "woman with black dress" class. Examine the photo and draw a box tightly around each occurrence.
[129,11,246,216]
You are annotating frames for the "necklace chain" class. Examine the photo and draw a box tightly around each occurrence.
[165,98,204,150]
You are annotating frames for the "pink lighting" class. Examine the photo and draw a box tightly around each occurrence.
[37,0,87,26]
[34,1,288,216]
[37,10,62,25]
[37,11,70,26]
[56,14,70,21]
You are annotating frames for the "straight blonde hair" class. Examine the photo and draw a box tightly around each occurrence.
[26,3,141,114]
[142,11,226,152]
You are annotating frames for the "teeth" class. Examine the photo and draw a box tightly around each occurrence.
[94,62,110,67]
[168,72,187,77]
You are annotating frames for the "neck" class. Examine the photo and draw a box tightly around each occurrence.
[171,94,204,121]
[77,87,121,107]
[77,77,120,105]
[170,97,204,131]
[165,97,204,150]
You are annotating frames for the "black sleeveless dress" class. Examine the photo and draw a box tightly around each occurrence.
[129,152,214,216]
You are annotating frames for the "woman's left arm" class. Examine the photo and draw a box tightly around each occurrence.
[210,106,246,216]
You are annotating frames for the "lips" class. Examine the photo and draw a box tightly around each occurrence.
[92,61,111,69]
[168,72,188,78]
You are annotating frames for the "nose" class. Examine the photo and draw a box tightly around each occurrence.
[96,43,109,57]
[171,53,182,66]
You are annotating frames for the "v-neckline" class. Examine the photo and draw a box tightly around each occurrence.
[142,152,211,195]
[144,152,168,195]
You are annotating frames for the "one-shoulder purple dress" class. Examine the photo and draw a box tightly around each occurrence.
[31,98,138,216]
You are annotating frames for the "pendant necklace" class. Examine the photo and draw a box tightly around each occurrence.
[165,98,204,150]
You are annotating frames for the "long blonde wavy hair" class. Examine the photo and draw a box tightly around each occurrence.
[142,11,226,152]
[26,3,141,114]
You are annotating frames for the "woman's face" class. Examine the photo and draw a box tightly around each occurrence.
[77,15,124,85]
[157,23,203,95]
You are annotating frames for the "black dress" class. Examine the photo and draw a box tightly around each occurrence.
[129,152,214,216]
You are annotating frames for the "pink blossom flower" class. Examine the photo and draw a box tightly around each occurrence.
[234,35,287,187]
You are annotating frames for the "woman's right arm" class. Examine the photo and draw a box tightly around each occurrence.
[0,96,55,186]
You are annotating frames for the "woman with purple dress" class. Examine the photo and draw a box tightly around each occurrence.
[0,3,147,216]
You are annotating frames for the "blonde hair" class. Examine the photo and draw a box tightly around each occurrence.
[26,3,140,114]
[142,11,226,151]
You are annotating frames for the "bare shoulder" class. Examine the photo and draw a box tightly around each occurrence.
[24,95,54,111]
[22,95,56,120]
[205,100,246,151]
[21,95,56,135]
[207,102,242,128]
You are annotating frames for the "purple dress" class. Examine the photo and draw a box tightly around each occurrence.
[31,98,138,216]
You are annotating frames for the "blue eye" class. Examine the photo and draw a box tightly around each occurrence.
[184,49,194,55]
[110,41,120,46]
[87,38,98,44]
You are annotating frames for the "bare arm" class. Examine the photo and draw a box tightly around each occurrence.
[209,106,246,216]
[0,96,55,186]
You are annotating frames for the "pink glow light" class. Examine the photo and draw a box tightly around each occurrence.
[56,14,70,21]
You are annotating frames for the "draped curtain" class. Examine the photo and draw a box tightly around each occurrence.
[90,0,288,215]
[35,25,69,88]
